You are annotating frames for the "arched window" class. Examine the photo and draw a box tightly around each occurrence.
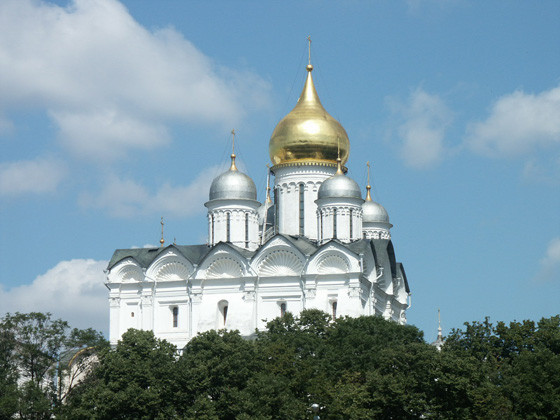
[218,300,229,327]
[333,208,337,239]
[245,213,249,248]
[331,301,337,319]
[349,209,353,239]
[226,213,231,242]
[299,183,305,236]
[280,302,287,317]
[172,306,178,328]
[274,187,279,233]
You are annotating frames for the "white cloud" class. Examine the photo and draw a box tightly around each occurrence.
[466,85,560,157]
[387,88,453,169]
[0,0,270,159]
[0,157,66,196]
[79,165,223,218]
[0,259,108,333]
[534,237,560,282]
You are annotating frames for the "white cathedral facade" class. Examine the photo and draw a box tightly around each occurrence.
[106,63,410,349]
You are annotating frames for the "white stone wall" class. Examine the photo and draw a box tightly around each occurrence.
[206,199,260,250]
[107,237,409,349]
[316,199,364,244]
[272,164,337,240]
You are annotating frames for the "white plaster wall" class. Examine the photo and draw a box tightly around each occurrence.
[273,164,336,240]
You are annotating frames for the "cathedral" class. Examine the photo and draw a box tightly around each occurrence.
[106,62,410,349]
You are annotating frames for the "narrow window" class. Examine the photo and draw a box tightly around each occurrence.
[172,307,178,328]
[245,213,249,248]
[274,187,279,232]
[218,300,229,328]
[333,208,337,239]
[349,209,353,239]
[280,302,287,317]
[299,183,305,236]
[226,212,231,242]
[211,214,214,244]
[332,301,337,319]
[131,312,134,318]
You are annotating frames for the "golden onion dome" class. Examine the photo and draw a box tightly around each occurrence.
[269,64,350,167]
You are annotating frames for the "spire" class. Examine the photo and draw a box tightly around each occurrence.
[306,35,313,71]
[366,161,372,201]
[432,308,444,351]
[335,139,343,174]
[230,129,238,171]
[160,217,165,247]
[437,308,443,340]
[265,164,272,204]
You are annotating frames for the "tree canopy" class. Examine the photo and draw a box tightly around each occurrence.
[4,311,560,419]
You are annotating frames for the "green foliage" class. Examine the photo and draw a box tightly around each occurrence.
[0,312,107,420]
[9,311,560,419]
[62,329,178,420]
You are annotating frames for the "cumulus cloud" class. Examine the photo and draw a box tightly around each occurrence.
[0,0,269,159]
[534,237,560,283]
[387,88,453,169]
[0,157,66,196]
[466,85,560,157]
[79,165,223,218]
[0,259,108,332]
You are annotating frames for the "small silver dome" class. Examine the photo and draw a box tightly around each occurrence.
[209,168,257,201]
[362,200,390,223]
[318,174,362,200]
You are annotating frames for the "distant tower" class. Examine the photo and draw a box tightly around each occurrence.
[432,309,444,351]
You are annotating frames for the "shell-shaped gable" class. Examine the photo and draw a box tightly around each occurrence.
[194,243,251,280]
[306,242,360,275]
[252,235,307,277]
[108,257,144,283]
[257,250,304,277]
[145,248,194,282]
[206,258,244,278]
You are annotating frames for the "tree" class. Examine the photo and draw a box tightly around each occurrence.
[62,329,178,420]
[176,329,263,419]
[0,312,106,420]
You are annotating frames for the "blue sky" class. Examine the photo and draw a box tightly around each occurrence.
[1,0,559,341]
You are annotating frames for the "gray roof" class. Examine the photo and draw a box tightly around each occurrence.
[107,244,212,270]
[107,236,408,293]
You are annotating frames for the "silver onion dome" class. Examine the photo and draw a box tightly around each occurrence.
[362,200,390,223]
[318,173,362,200]
[208,154,257,201]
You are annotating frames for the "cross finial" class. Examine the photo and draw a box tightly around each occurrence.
[365,161,372,201]
[306,35,312,66]
[160,216,165,247]
[230,129,238,171]
[438,308,442,336]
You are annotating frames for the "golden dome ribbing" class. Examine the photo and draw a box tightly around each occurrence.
[269,65,350,167]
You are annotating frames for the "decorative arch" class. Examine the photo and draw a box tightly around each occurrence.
[306,241,360,275]
[251,235,306,277]
[194,243,250,280]
[145,248,194,281]
[316,254,349,274]
[110,258,143,283]
[257,250,304,277]
[206,258,243,279]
